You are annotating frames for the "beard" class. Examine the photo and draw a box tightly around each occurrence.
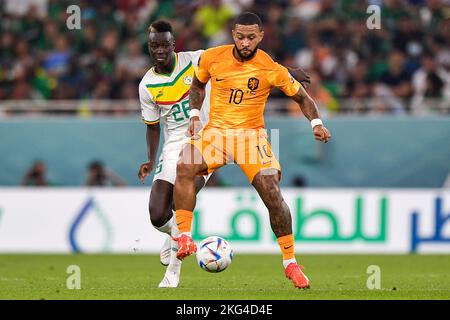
[234,44,259,61]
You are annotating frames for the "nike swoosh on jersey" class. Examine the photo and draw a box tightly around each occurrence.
[216,78,225,81]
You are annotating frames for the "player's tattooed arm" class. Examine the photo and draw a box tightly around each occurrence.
[189,75,207,110]
[138,123,160,183]
[291,85,320,121]
[187,75,207,138]
[291,85,331,143]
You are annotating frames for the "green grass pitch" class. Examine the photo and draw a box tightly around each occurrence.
[0,254,449,300]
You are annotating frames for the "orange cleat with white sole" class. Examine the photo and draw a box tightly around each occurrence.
[285,263,310,289]
[174,234,197,260]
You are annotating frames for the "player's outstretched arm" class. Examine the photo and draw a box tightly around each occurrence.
[138,122,160,183]
[186,75,206,138]
[291,85,332,143]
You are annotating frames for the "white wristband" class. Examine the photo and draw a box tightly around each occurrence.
[311,118,323,129]
[189,109,200,118]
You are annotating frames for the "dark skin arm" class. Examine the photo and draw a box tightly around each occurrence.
[288,67,311,89]
[291,85,331,143]
[138,122,161,183]
[186,75,207,138]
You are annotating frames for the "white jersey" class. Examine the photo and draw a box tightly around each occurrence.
[139,50,211,184]
[139,50,210,145]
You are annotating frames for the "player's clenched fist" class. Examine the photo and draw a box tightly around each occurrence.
[186,116,202,140]
[138,161,155,183]
[313,125,331,143]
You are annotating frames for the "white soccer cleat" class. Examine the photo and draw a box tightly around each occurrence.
[160,236,171,266]
[158,270,180,288]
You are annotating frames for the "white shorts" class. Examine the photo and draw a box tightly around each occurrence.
[153,139,211,185]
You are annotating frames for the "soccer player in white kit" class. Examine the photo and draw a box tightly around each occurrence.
[137,20,210,288]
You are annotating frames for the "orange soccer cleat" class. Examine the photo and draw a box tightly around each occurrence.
[285,263,310,289]
[174,234,197,260]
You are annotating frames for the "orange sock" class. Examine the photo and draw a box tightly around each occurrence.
[277,234,295,260]
[175,210,193,234]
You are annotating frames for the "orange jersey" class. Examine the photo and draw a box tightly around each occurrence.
[195,44,301,130]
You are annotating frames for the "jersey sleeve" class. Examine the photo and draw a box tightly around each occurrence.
[186,49,204,68]
[194,50,211,84]
[139,82,160,124]
[268,63,301,97]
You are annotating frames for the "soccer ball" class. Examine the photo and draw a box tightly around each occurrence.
[196,236,233,273]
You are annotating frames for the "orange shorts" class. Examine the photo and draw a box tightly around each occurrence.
[188,127,281,183]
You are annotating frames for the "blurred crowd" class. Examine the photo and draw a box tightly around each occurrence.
[20,159,223,187]
[21,159,127,186]
[1,0,450,115]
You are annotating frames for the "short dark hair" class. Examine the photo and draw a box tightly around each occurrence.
[89,160,104,170]
[149,20,172,33]
[234,12,263,31]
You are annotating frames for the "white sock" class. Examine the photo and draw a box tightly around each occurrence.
[154,216,173,235]
[283,258,297,269]
[168,210,181,273]
[170,211,179,239]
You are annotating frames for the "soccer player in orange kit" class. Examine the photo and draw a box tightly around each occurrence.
[173,12,331,289]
